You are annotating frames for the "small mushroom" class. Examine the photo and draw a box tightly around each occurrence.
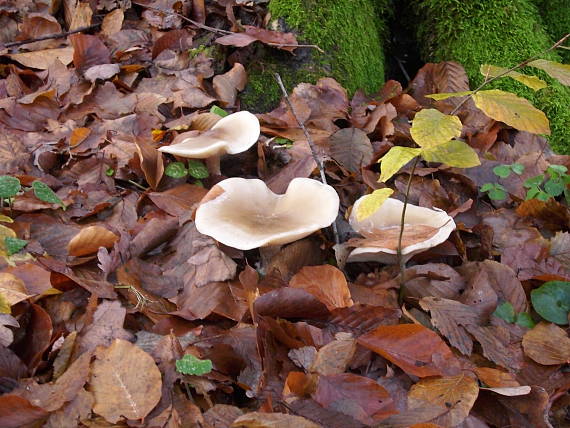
[158,111,260,175]
[347,197,456,264]
[195,177,339,250]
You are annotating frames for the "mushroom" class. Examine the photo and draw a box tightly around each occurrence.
[347,197,456,264]
[158,111,260,175]
[195,177,339,250]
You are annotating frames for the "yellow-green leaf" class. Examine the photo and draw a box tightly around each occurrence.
[356,188,394,222]
[0,292,10,314]
[480,64,547,91]
[472,89,550,135]
[528,59,570,86]
[0,215,13,223]
[0,225,16,257]
[425,91,473,100]
[410,109,463,148]
[421,140,481,168]
[378,146,421,183]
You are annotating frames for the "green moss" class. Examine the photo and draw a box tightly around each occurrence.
[415,0,570,153]
[242,0,389,112]
[533,0,570,63]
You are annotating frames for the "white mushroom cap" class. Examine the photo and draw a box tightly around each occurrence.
[348,198,456,264]
[158,111,260,158]
[195,177,339,250]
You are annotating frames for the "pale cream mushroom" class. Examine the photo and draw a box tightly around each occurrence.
[195,177,339,250]
[347,198,456,264]
[158,111,260,175]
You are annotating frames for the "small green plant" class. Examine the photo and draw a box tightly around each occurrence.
[210,105,229,117]
[175,354,213,376]
[164,160,209,180]
[480,182,509,201]
[4,237,27,256]
[524,164,570,203]
[492,301,535,328]
[530,280,570,325]
[0,176,66,210]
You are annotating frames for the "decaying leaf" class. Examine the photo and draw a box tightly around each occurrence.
[90,339,162,423]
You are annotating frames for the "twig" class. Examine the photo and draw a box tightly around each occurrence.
[4,24,101,49]
[134,2,323,52]
[274,73,340,245]
[450,33,570,116]
[397,156,419,301]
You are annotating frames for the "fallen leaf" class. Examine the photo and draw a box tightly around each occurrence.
[135,138,164,190]
[7,48,74,70]
[232,411,320,428]
[289,265,353,311]
[69,33,111,73]
[522,322,570,365]
[0,273,33,305]
[67,225,119,257]
[549,231,570,268]
[0,395,48,428]
[90,339,162,423]
[213,62,247,107]
[101,8,124,37]
[69,2,93,30]
[216,25,298,52]
[310,334,356,376]
[474,367,520,388]
[358,323,461,377]
[481,386,531,396]
[329,127,373,174]
[408,374,479,427]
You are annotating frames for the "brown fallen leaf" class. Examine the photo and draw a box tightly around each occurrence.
[101,8,124,37]
[0,273,33,305]
[408,374,479,427]
[44,388,93,428]
[474,367,520,388]
[69,34,111,73]
[216,25,298,52]
[358,323,461,377]
[213,62,247,107]
[550,231,570,269]
[0,394,48,428]
[522,322,570,365]
[310,333,356,376]
[289,265,353,311]
[67,225,119,257]
[135,137,164,190]
[232,411,321,428]
[7,48,74,70]
[328,127,373,174]
[90,339,162,423]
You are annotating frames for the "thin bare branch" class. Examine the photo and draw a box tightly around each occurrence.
[4,24,101,49]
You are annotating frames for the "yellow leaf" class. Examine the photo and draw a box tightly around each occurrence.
[410,109,463,148]
[425,91,473,100]
[472,89,550,135]
[0,224,16,257]
[356,188,394,221]
[0,215,13,223]
[0,292,10,314]
[528,59,570,86]
[421,140,481,168]
[378,146,421,183]
[480,64,547,91]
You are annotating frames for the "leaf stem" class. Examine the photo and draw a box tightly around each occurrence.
[398,156,419,301]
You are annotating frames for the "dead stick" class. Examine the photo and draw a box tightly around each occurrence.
[274,73,340,245]
[4,24,101,48]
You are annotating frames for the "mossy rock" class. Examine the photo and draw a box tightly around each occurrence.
[414,0,570,154]
[533,0,570,63]
[241,0,390,113]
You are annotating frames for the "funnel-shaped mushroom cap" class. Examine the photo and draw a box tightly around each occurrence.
[195,177,339,250]
[158,111,260,158]
[348,198,456,264]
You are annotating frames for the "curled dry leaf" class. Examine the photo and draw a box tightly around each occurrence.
[90,339,162,423]
[408,374,479,427]
[357,323,461,377]
[213,62,247,107]
[289,265,353,311]
[67,226,119,257]
[522,322,570,365]
[481,386,532,396]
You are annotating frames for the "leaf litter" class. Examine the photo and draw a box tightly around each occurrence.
[0,2,567,428]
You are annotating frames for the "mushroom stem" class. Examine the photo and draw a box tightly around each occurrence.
[206,154,222,176]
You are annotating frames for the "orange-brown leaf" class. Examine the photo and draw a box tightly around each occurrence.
[289,265,353,310]
[522,322,570,365]
[67,226,118,257]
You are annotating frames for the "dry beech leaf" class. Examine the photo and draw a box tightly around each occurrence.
[289,265,353,311]
[408,374,479,427]
[7,48,74,70]
[310,334,356,376]
[69,33,111,73]
[69,127,91,147]
[480,386,532,396]
[522,322,570,365]
[358,323,461,377]
[474,367,520,388]
[67,226,119,257]
[69,2,93,31]
[101,8,124,37]
[90,339,162,423]
[135,138,164,190]
[0,273,32,305]
[232,411,321,428]
[329,127,373,174]
[550,231,570,268]
[213,62,247,107]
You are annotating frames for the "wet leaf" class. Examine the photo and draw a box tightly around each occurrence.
[358,323,460,377]
[480,64,547,91]
[408,374,479,427]
[32,181,65,209]
[90,339,162,423]
[378,146,421,182]
[0,176,20,198]
[530,281,570,324]
[410,109,463,148]
[522,322,570,365]
[356,188,394,221]
[472,89,550,135]
[528,59,570,86]
[176,354,213,375]
[67,226,119,257]
[421,140,480,168]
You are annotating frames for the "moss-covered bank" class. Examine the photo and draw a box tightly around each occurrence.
[241,0,389,112]
[414,0,570,153]
[534,0,570,63]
